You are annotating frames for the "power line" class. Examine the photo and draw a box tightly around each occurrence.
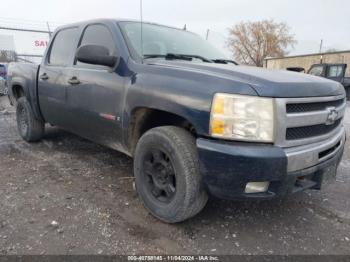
[0,17,65,26]
[0,17,65,33]
[0,26,51,34]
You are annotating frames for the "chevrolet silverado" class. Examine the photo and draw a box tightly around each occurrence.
[7,19,347,223]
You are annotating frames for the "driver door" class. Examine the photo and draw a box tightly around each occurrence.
[65,23,125,150]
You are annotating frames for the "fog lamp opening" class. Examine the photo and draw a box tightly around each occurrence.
[245,182,270,194]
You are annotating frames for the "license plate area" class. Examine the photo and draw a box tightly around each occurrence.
[292,164,337,193]
[293,174,317,193]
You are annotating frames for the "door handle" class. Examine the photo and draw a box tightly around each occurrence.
[68,77,80,85]
[40,73,49,80]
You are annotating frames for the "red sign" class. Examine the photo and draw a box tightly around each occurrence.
[34,40,48,47]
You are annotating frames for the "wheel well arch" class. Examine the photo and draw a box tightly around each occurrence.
[12,84,25,100]
[128,107,197,155]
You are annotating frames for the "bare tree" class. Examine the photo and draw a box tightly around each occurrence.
[227,20,297,67]
[0,50,16,62]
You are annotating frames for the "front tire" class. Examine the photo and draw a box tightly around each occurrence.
[134,126,208,223]
[16,97,44,142]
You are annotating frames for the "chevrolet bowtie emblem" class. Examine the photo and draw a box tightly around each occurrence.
[326,107,338,125]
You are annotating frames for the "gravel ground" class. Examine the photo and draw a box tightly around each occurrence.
[0,95,349,255]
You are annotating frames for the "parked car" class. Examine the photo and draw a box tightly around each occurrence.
[0,64,7,80]
[308,63,350,100]
[7,19,346,223]
[0,64,8,95]
[0,76,6,96]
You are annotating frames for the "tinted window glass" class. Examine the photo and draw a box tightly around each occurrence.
[309,66,323,76]
[76,24,115,68]
[328,65,344,78]
[49,28,79,66]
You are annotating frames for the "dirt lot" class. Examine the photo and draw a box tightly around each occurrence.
[0,95,349,255]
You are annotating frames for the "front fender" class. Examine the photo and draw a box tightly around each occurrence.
[124,74,212,138]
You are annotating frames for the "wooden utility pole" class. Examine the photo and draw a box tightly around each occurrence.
[46,22,52,38]
[319,39,323,64]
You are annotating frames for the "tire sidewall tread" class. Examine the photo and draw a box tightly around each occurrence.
[134,126,208,223]
[16,97,44,142]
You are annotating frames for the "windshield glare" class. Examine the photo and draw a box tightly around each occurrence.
[119,22,227,61]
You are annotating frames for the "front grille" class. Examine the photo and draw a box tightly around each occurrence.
[275,95,346,147]
[286,119,342,140]
[286,98,345,113]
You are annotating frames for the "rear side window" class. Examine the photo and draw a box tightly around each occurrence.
[327,65,344,78]
[48,27,79,66]
[76,24,115,67]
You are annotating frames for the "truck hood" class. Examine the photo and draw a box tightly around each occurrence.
[148,60,345,98]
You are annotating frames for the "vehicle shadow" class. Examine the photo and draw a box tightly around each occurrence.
[11,124,347,255]
[42,126,315,227]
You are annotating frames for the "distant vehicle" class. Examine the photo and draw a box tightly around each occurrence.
[0,64,8,95]
[0,64,7,80]
[308,63,350,100]
[0,77,6,96]
[6,19,346,223]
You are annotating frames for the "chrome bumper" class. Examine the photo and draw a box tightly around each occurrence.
[285,127,346,172]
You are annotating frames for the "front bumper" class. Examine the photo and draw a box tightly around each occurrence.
[197,128,345,200]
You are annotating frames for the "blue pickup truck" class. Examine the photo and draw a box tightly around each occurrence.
[7,19,347,223]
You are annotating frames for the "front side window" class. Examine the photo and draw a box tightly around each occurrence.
[48,27,79,66]
[309,66,324,76]
[119,22,226,61]
[76,24,115,67]
[328,65,344,78]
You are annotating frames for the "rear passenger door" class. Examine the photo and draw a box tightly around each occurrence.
[38,27,80,127]
[65,23,125,149]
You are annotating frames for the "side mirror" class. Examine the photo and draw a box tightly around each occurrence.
[76,45,117,67]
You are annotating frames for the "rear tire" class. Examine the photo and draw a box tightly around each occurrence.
[134,126,208,223]
[16,97,44,142]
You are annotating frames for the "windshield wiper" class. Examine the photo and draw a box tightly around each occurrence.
[144,53,213,63]
[212,59,238,65]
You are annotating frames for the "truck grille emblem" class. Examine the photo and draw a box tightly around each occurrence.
[326,107,338,125]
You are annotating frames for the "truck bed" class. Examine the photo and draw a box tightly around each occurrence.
[7,62,42,119]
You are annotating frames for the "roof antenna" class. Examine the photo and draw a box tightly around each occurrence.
[140,0,144,63]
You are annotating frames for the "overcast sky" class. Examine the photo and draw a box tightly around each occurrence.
[1,0,350,58]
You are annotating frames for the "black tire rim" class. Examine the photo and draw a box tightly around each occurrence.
[143,149,176,204]
[18,105,28,136]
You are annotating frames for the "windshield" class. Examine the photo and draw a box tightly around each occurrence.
[119,22,227,61]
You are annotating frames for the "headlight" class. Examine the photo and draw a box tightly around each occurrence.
[210,93,275,142]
